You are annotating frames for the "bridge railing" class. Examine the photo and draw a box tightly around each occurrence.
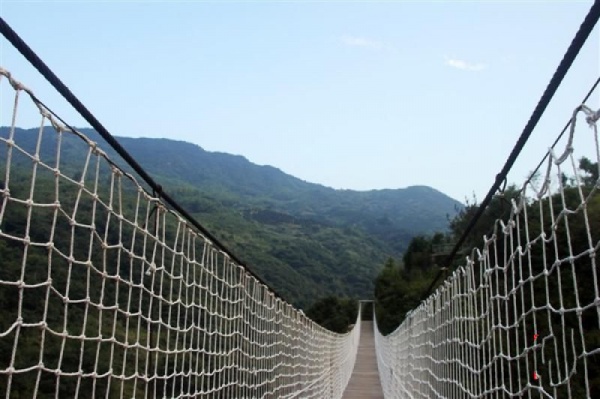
[0,67,360,399]
[374,102,600,398]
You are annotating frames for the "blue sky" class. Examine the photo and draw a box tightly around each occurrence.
[0,0,598,202]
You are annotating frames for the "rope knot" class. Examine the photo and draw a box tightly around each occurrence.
[580,105,600,125]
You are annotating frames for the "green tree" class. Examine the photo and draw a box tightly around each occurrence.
[305,296,358,333]
[402,236,431,273]
[579,156,599,186]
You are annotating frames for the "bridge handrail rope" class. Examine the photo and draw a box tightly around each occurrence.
[0,65,360,399]
[375,2,600,397]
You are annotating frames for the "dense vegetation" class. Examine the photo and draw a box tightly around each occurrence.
[112,131,461,306]
[374,158,600,397]
[305,297,359,334]
[0,127,460,307]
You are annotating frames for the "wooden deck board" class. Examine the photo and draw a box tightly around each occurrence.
[342,321,385,399]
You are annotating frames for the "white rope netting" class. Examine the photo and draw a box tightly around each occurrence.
[375,104,600,398]
[0,67,360,399]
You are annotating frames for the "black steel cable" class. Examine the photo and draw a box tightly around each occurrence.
[0,17,286,301]
[422,0,600,301]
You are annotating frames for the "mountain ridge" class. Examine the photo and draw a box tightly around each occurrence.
[115,135,455,196]
[1,126,462,306]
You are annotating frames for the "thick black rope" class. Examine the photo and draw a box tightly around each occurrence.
[0,17,286,301]
[422,0,600,301]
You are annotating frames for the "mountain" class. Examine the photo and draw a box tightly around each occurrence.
[0,127,462,307]
[110,135,459,248]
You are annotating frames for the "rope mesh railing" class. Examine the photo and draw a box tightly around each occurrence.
[0,67,360,398]
[374,103,600,398]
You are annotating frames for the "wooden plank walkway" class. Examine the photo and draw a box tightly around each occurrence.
[342,321,384,399]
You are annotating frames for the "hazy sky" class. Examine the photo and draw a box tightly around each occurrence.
[0,0,598,202]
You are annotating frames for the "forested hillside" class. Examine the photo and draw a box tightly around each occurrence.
[0,127,460,307]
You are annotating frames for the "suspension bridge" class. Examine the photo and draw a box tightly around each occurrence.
[1,2,600,398]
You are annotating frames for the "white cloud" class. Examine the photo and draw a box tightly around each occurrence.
[445,57,487,72]
[341,35,385,51]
